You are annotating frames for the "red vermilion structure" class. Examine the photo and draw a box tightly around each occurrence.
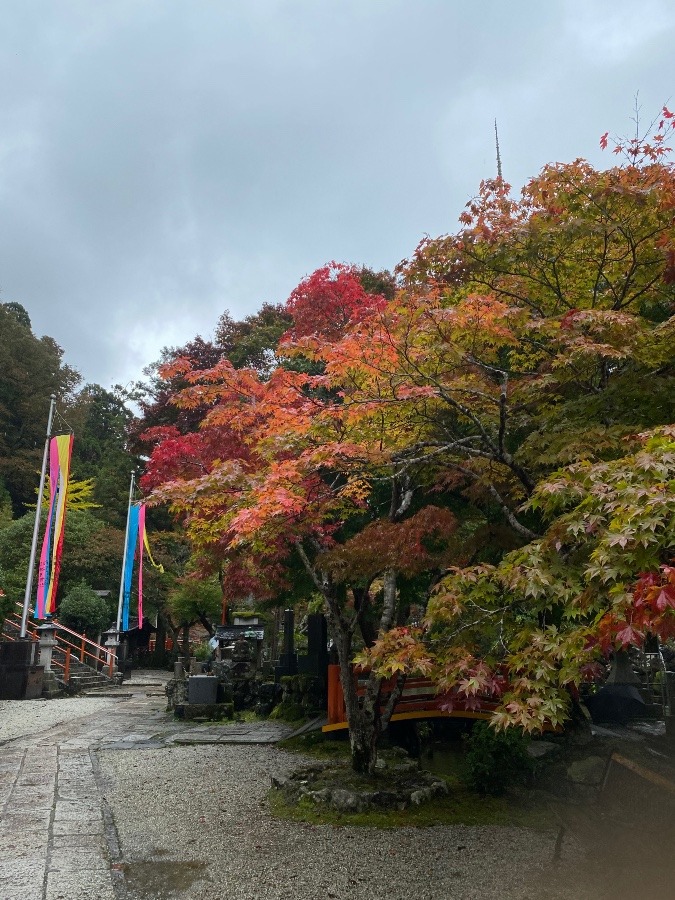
[323,664,498,732]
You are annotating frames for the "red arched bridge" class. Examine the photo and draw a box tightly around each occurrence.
[323,664,499,732]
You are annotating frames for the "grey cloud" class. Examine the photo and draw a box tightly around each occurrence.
[0,1,672,389]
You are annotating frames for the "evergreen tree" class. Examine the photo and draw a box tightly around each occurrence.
[0,303,80,515]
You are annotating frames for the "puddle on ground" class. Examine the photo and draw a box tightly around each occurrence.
[122,860,208,898]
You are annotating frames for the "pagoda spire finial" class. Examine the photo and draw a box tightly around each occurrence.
[494,119,503,180]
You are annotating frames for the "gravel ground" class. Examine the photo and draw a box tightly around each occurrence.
[0,696,115,742]
[5,682,670,899]
[99,744,579,900]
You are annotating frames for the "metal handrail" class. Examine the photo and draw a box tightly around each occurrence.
[51,620,110,656]
[7,601,117,680]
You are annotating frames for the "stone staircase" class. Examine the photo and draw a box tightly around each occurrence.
[55,651,117,693]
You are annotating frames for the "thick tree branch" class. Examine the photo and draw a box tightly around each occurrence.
[485,482,539,541]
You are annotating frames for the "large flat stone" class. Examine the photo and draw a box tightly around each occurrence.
[0,878,44,900]
[0,829,50,851]
[45,870,115,900]
[566,755,607,785]
[48,850,111,873]
[51,834,108,853]
[54,800,101,822]
[0,857,45,878]
[51,820,105,837]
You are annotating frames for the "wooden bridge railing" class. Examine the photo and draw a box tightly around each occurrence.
[323,663,497,733]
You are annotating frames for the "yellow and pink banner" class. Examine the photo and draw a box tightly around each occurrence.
[35,434,73,618]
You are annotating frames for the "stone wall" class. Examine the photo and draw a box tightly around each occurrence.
[271,674,325,721]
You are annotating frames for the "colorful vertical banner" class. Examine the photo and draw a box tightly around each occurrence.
[35,434,73,618]
[121,502,164,632]
[137,504,146,628]
[121,504,140,632]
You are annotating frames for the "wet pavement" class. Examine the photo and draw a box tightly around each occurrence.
[0,672,292,900]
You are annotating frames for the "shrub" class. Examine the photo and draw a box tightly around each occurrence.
[58,582,110,638]
[463,722,532,795]
[193,641,212,661]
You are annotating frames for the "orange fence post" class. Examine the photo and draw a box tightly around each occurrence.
[64,648,71,683]
[327,664,343,725]
[80,637,85,663]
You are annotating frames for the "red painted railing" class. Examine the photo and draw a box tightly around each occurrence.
[323,664,497,732]
[148,637,174,652]
[3,602,117,683]
[48,618,116,679]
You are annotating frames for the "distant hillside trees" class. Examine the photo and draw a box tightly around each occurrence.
[0,302,79,515]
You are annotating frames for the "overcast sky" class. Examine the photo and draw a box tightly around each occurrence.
[1,1,673,391]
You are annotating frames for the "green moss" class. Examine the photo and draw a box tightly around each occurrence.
[273,732,553,829]
[267,783,555,830]
[422,746,466,780]
[279,730,351,759]
[269,701,305,722]
[236,709,265,723]
[215,710,264,725]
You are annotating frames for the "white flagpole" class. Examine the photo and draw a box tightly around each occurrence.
[20,395,56,638]
[116,470,136,632]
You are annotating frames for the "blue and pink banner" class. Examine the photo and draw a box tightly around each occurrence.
[121,503,163,631]
[35,434,74,618]
[121,504,140,631]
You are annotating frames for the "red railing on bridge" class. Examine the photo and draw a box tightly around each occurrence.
[323,664,498,733]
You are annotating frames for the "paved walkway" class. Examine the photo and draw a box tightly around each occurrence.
[0,672,292,900]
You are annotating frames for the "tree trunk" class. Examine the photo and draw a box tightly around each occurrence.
[164,614,182,662]
[352,586,376,648]
[325,579,407,775]
[348,711,379,774]
[294,539,399,775]
[323,592,380,773]
[197,612,214,636]
[324,570,405,774]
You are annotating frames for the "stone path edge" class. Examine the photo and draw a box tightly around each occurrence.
[89,747,127,900]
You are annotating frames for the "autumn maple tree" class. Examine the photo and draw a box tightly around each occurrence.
[356,110,675,729]
[142,265,454,772]
[143,108,675,765]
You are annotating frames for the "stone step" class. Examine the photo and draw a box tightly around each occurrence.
[69,681,112,693]
[62,671,114,683]
[52,652,116,684]
[69,672,113,684]
[59,662,106,672]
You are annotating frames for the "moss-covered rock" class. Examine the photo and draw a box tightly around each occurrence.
[174,702,234,721]
[271,760,448,813]
[269,699,304,722]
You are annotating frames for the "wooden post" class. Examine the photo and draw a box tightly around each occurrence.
[327,664,344,725]
[80,637,85,663]
[64,648,71,683]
